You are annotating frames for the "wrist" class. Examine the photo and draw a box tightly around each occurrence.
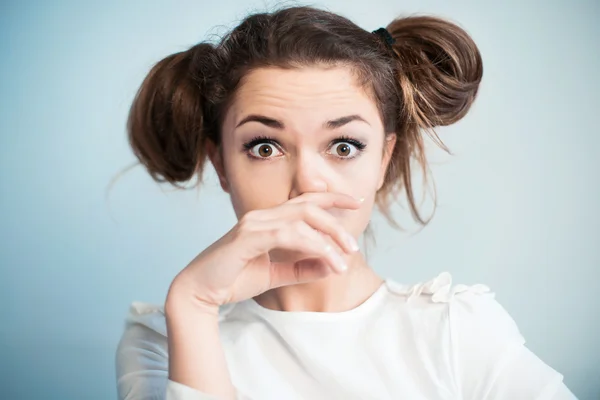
[165,280,220,319]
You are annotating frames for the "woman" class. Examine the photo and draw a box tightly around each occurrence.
[116,6,576,400]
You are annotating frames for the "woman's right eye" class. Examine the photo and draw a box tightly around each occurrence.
[248,142,283,159]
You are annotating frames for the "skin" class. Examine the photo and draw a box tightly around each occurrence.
[214,66,396,312]
[166,66,397,398]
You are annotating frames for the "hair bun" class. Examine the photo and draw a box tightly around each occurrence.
[127,43,215,185]
[388,16,483,127]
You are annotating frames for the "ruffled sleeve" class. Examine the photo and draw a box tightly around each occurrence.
[115,302,227,400]
[409,273,577,399]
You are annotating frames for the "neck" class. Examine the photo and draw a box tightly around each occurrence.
[253,252,384,313]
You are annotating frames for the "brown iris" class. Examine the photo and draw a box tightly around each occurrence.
[336,143,351,157]
[258,145,272,157]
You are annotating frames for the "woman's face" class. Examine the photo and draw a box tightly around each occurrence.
[212,66,395,240]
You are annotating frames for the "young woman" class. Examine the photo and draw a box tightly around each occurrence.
[116,6,576,400]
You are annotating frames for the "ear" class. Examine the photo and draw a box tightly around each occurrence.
[206,140,230,193]
[377,133,397,190]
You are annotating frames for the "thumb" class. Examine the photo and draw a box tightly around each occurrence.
[268,259,331,289]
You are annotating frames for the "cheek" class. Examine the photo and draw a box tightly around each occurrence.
[339,150,384,198]
[332,153,384,237]
[224,156,292,218]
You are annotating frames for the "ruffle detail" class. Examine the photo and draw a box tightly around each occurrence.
[129,301,164,316]
[404,272,490,303]
[126,301,237,323]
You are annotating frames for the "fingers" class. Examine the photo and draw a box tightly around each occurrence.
[250,194,361,254]
[286,192,364,211]
[298,206,359,254]
[245,207,358,257]
[252,220,349,274]
[294,222,349,273]
[236,192,362,275]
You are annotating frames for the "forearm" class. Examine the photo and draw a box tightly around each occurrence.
[165,292,236,400]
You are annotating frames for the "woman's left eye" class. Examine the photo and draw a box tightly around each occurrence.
[328,140,365,158]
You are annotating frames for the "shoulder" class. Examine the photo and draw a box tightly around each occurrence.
[116,302,169,366]
[118,301,237,340]
[386,272,518,328]
[385,271,492,305]
[386,273,532,395]
[386,272,525,359]
[121,301,168,337]
[115,302,169,399]
[115,301,238,399]
[115,301,237,399]
[115,302,169,383]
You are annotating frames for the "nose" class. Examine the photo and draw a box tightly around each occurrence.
[289,154,328,199]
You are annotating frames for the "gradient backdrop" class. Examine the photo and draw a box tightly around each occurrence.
[1,0,598,399]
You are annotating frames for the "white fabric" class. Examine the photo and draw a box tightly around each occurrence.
[116,272,577,400]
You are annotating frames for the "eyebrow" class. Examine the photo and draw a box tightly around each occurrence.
[236,115,284,129]
[324,114,371,129]
[235,114,370,130]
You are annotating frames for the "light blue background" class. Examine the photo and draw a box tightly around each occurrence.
[1,1,598,399]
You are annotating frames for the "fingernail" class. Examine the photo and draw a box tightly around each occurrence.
[344,233,359,252]
[328,248,348,271]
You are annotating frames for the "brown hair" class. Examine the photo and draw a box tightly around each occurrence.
[127,6,482,226]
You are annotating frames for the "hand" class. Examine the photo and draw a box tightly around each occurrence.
[166,192,363,312]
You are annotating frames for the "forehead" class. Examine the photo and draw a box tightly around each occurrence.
[222,66,383,131]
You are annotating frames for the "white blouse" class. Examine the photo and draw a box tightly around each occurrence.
[116,272,577,400]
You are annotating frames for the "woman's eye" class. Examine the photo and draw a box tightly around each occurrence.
[249,143,282,158]
[330,142,358,158]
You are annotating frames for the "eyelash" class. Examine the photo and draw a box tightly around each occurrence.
[242,135,367,160]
